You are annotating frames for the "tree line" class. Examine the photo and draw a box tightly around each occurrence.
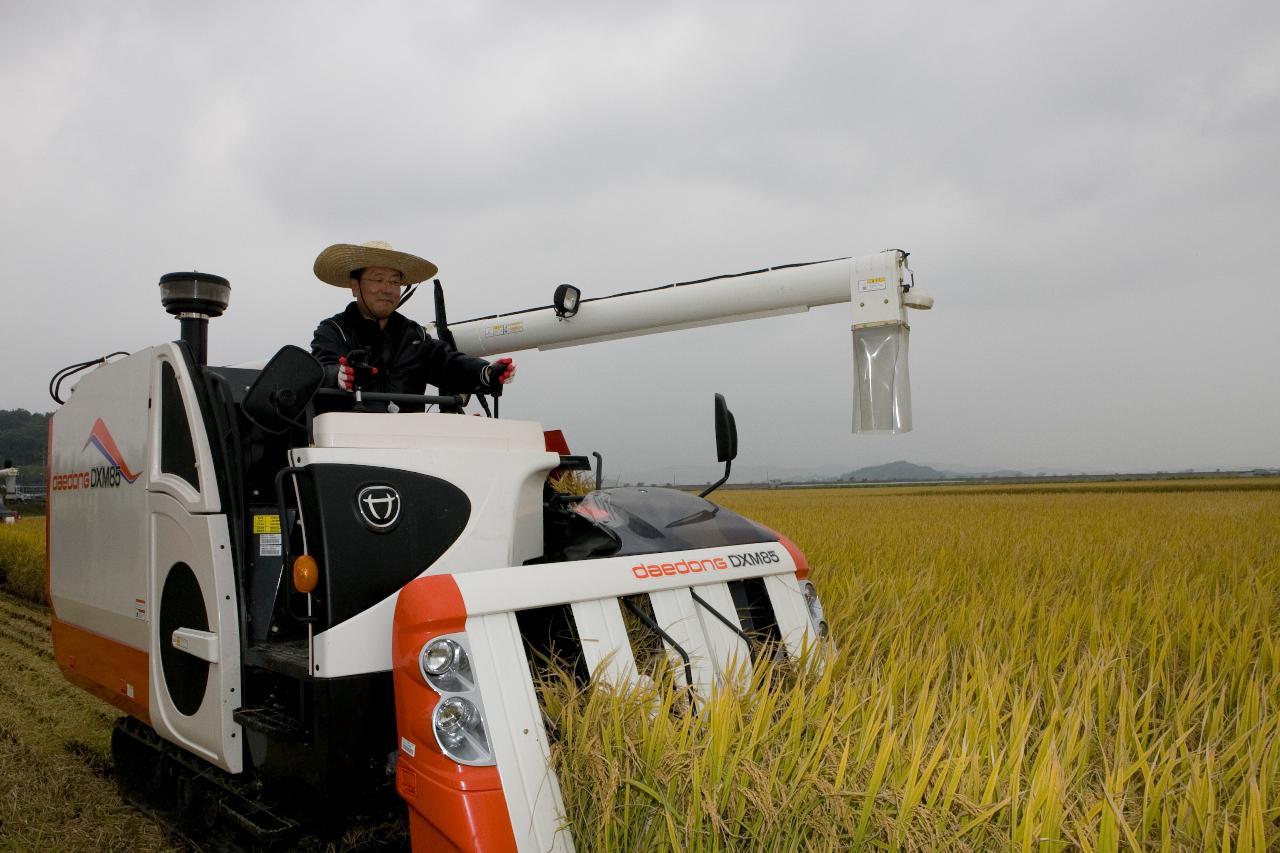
[0,409,51,472]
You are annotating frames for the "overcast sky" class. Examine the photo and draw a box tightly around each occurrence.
[3,1,1277,480]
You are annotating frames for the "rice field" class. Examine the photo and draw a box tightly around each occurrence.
[547,481,1280,851]
[0,516,44,604]
[1,480,1277,850]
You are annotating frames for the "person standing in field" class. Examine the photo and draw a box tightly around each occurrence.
[310,240,515,411]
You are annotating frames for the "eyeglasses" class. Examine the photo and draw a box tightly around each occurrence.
[360,276,404,289]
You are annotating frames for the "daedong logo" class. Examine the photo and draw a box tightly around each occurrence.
[51,418,142,492]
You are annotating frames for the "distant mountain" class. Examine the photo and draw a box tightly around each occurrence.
[616,461,854,487]
[616,459,1037,486]
[839,460,955,482]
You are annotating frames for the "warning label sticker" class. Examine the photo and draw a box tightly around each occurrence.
[857,277,888,293]
[253,515,282,534]
[483,321,525,338]
[259,533,282,557]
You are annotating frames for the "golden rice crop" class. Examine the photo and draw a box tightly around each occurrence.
[0,516,45,605]
[550,483,1280,851]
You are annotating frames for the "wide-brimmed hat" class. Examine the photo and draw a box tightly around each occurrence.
[313,240,439,287]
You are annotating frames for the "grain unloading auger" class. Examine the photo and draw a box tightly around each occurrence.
[46,250,932,851]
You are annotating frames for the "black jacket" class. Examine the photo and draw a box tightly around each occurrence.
[311,303,492,410]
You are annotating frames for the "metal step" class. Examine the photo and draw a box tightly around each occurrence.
[243,637,311,677]
[234,704,309,742]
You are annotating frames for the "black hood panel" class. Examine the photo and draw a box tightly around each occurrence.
[298,464,471,628]
[571,487,777,557]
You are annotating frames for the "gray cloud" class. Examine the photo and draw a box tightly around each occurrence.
[2,0,1277,476]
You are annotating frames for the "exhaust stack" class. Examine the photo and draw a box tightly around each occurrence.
[159,271,230,366]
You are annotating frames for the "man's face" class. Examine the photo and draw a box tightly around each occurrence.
[351,266,405,321]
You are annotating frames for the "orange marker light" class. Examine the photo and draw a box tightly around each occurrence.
[292,555,319,594]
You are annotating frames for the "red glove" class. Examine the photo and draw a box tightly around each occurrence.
[338,355,378,391]
[486,357,516,387]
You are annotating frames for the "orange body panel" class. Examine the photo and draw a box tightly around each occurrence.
[392,574,518,853]
[544,429,575,482]
[770,528,810,580]
[51,616,151,724]
[542,429,570,455]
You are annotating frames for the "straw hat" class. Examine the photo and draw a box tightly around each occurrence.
[313,240,439,288]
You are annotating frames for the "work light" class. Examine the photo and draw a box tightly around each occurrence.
[553,283,581,318]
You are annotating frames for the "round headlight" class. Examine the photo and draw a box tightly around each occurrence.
[435,696,478,738]
[422,638,461,677]
[802,582,828,639]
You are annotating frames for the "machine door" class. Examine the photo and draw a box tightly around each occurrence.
[145,343,241,772]
[148,492,243,773]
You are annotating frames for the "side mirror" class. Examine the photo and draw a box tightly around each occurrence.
[701,394,738,499]
[713,393,738,463]
[243,345,324,434]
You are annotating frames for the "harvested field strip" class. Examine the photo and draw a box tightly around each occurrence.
[0,587,407,851]
[0,589,177,852]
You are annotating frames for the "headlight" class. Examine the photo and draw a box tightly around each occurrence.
[419,637,474,692]
[435,696,478,742]
[433,696,491,763]
[415,633,495,766]
[422,638,462,676]
[802,582,829,641]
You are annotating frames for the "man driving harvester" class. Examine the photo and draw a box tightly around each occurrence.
[311,240,515,412]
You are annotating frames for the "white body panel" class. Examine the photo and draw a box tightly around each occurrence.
[454,540,816,693]
[691,581,753,680]
[454,543,799,619]
[569,597,641,686]
[301,414,559,678]
[50,345,243,772]
[468,611,574,853]
[649,588,717,690]
[49,349,154,647]
[312,411,548,452]
[148,494,244,773]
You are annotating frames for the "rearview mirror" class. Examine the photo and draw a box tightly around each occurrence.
[242,345,324,434]
[714,393,738,463]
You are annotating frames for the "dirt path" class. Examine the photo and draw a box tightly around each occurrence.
[0,590,180,852]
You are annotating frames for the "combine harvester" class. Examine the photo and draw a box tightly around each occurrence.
[46,250,933,851]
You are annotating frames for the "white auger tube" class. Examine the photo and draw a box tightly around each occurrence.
[438,250,933,433]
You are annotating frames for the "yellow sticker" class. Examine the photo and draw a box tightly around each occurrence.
[483,321,525,338]
[253,515,282,534]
